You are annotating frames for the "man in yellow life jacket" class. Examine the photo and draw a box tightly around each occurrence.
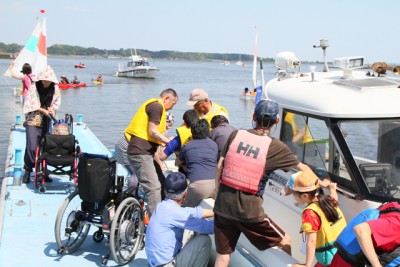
[126,88,179,217]
[186,88,229,127]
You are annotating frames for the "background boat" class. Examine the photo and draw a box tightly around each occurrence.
[115,50,159,78]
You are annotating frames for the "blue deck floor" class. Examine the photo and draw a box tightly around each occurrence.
[0,121,260,267]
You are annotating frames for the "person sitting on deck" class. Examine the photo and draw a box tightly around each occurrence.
[177,119,218,207]
[145,172,214,267]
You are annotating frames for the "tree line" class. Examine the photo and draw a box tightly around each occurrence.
[0,42,274,62]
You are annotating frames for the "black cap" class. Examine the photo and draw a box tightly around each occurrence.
[254,99,279,122]
[20,63,32,74]
[165,172,188,194]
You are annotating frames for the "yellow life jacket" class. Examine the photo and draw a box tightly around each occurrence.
[304,202,347,265]
[176,125,192,146]
[203,102,228,127]
[124,98,166,144]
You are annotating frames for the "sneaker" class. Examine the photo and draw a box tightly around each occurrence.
[44,176,53,183]
[22,171,30,184]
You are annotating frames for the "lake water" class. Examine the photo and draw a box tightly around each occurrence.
[0,57,320,177]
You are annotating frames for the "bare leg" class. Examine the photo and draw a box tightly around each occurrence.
[214,253,230,267]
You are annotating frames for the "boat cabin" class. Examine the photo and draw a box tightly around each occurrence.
[258,53,400,262]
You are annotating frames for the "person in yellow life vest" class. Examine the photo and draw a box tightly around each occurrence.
[126,88,179,217]
[186,88,229,127]
[158,109,199,176]
[214,99,311,267]
[283,170,347,267]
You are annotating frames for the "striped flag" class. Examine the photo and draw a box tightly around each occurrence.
[4,21,41,76]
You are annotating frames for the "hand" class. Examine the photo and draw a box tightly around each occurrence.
[318,179,332,188]
[47,106,54,115]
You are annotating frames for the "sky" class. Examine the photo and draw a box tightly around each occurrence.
[0,0,399,64]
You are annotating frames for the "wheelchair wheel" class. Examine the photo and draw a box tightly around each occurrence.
[110,197,144,265]
[55,189,90,254]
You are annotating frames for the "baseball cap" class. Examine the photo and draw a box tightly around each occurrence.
[186,88,208,106]
[165,172,188,194]
[283,170,319,196]
[254,99,279,121]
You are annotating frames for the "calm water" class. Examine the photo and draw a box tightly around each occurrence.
[1,57,287,177]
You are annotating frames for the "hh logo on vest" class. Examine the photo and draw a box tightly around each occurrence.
[236,142,260,159]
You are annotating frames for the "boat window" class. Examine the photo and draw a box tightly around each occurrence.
[339,120,400,199]
[282,111,353,191]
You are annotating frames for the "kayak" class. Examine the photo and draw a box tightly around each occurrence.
[74,64,86,68]
[58,82,87,90]
[92,80,103,85]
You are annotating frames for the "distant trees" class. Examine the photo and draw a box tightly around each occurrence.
[0,42,273,62]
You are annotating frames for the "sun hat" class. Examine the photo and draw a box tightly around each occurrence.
[165,172,188,194]
[20,63,32,74]
[254,99,279,122]
[283,170,319,196]
[37,65,59,84]
[186,88,209,106]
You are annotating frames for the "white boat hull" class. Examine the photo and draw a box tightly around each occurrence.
[116,67,159,78]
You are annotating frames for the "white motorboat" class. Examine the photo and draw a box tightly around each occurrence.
[115,51,159,78]
[231,45,400,266]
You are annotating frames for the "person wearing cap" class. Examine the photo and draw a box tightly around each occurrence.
[8,62,35,105]
[186,88,229,127]
[213,99,311,267]
[177,119,218,207]
[284,170,346,267]
[158,109,199,175]
[209,115,237,159]
[126,88,178,217]
[145,172,214,267]
[22,65,61,183]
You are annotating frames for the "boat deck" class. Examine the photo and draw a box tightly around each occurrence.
[0,120,261,266]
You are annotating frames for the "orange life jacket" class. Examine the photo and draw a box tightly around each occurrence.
[220,130,272,194]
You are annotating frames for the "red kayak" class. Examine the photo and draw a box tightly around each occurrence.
[74,64,86,68]
[58,83,87,90]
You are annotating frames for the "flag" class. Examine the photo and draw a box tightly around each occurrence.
[4,21,41,76]
[33,17,47,76]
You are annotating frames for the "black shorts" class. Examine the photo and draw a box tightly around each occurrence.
[214,213,285,254]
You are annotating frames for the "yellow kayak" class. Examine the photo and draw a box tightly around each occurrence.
[92,80,103,85]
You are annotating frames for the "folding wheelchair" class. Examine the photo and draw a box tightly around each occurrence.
[54,153,145,265]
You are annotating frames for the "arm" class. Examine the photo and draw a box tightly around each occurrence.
[9,63,24,80]
[215,157,224,195]
[296,162,312,172]
[202,208,214,218]
[148,121,170,145]
[354,222,383,267]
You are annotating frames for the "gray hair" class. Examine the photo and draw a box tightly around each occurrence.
[164,189,186,200]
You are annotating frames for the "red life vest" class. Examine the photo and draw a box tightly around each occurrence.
[220,130,272,194]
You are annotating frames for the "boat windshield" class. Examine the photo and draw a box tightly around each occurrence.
[281,111,400,201]
[338,119,400,200]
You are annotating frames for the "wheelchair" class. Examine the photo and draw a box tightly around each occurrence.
[54,153,145,265]
[34,114,79,193]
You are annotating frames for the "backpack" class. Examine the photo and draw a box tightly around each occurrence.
[335,202,400,266]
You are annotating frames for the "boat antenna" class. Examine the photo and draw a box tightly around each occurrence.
[313,39,329,72]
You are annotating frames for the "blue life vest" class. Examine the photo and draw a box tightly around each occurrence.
[335,203,400,267]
